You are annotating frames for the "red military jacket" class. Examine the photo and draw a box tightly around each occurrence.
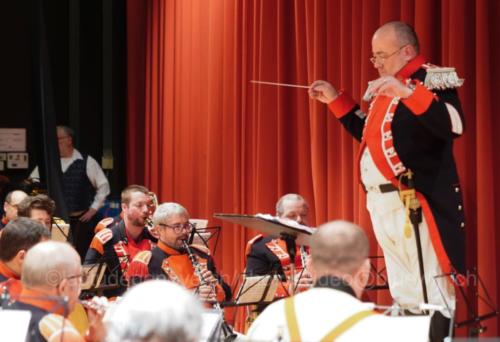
[328,55,466,279]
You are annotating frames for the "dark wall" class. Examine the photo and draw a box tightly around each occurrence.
[0,0,126,200]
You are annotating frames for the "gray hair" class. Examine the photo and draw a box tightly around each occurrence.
[310,220,369,275]
[153,202,189,225]
[275,193,308,216]
[57,125,75,139]
[22,241,81,288]
[5,190,28,205]
[105,280,203,342]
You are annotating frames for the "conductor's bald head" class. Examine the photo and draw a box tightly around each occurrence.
[310,220,370,297]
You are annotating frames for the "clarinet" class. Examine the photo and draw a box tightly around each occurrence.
[182,240,237,341]
[182,240,210,287]
[300,245,308,271]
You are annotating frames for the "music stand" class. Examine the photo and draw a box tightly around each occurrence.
[365,256,389,291]
[190,227,222,255]
[51,222,70,242]
[234,275,279,306]
[213,213,314,246]
[81,262,107,293]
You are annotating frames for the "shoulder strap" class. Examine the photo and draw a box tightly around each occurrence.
[246,234,264,255]
[320,310,376,342]
[284,297,301,342]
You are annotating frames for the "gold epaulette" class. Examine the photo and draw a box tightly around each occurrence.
[39,313,83,341]
[423,65,464,90]
[133,250,152,265]
[189,244,211,256]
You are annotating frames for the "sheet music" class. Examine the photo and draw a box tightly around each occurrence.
[81,263,107,290]
[0,310,32,341]
[51,223,70,242]
[255,213,316,234]
[236,275,279,304]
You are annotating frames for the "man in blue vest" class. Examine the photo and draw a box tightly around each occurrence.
[30,125,110,260]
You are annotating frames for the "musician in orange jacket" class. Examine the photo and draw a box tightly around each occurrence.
[7,241,104,342]
[0,217,50,300]
[245,193,313,298]
[84,185,157,297]
[126,202,231,305]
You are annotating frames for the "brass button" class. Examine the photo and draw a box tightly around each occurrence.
[455,187,460,193]
[458,205,462,211]
[460,222,465,228]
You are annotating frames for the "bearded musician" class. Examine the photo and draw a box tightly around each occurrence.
[84,185,157,296]
[126,202,231,305]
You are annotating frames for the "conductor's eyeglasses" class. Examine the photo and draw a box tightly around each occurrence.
[370,45,406,64]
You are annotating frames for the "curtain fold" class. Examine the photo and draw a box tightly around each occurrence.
[127,0,500,335]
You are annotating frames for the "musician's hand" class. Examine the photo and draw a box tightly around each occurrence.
[197,284,217,302]
[80,208,97,222]
[309,80,339,103]
[85,297,108,342]
[368,76,413,99]
[200,267,218,285]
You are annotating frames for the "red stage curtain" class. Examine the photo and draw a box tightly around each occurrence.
[127,0,500,335]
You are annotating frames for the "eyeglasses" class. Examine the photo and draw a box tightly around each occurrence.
[370,45,406,65]
[158,222,194,234]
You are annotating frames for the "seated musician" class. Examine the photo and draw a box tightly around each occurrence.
[245,193,313,297]
[84,185,157,296]
[1,190,28,229]
[126,202,231,305]
[17,194,55,231]
[7,241,102,342]
[0,218,50,299]
[106,280,203,342]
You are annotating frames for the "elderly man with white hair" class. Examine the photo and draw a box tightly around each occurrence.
[1,190,28,229]
[105,280,203,342]
[247,220,431,341]
[7,241,89,341]
[126,202,231,305]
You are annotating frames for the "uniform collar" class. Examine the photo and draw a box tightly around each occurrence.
[395,54,426,80]
[18,287,66,315]
[314,275,357,298]
[0,261,19,280]
[158,240,183,255]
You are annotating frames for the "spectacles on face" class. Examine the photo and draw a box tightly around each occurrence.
[370,45,406,65]
[158,222,194,234]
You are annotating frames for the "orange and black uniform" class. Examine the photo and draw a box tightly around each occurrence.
[7,288,82,342]
[84,220,157,296]
[127,240,231,303]
[246,235,309,298]
[0,216,8,230]
[0,261,22,300]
